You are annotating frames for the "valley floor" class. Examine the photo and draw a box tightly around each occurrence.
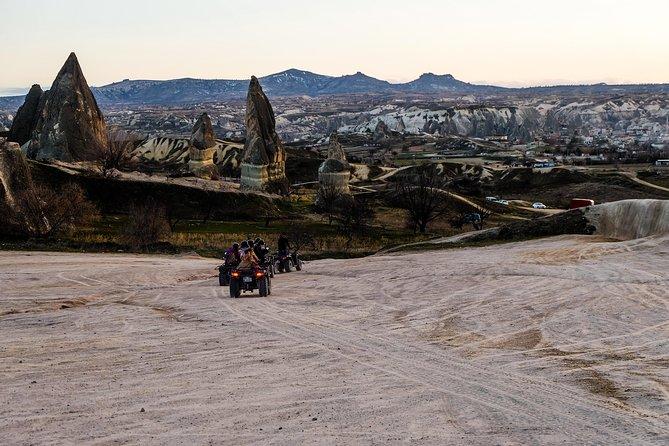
[0,235,667,444]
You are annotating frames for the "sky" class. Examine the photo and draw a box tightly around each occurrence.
[1,0,668,94]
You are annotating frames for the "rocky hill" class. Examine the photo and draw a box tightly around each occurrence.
[88,71,669,105]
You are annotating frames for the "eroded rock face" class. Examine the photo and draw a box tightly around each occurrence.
[373,120,391,142]
[242,77,286,166]
[7,84,43,146]
[190,113,216,150]
[0,142,50,235]
[318,132,351,196]
[327,132,348,165]
[240,76,288,193]
[188,112,218,178]
[29,53,108,161]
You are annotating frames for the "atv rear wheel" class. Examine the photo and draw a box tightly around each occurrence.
[258,277,269,297]
[229,280,241,298]
[219,272,230,286]
[295,259,302,271]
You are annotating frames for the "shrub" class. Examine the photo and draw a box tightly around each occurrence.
[1,182,98,238]
[123,199,172,247]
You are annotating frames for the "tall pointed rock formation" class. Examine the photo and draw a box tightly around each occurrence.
[318,131,350,196]
[326,132,348,165]
[188,112,218,178]
[240,76,288,193]
[29,52,108,161]
[8,84,43,146]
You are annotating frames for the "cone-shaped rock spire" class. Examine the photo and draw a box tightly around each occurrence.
[242,76,285,166]
[240,76,288,193]
[326,132,348,164]
[8,84,43,146]
[187,112,218,178]
[190,112,216,150]
[29,52,108,161]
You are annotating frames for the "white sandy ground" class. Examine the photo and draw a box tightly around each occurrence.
[0,235,668,445]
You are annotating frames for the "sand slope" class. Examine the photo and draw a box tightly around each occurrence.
[0,235,668,445]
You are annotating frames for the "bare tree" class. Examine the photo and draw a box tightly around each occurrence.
[392,172,450,234]
[287,224,317,252]
[123,198,172,247]
[449,199,492,231]
[314,184,346,225]
[6,182,98,238]
[98,129,137,176]
[38,183,99,236]
[334,195,376,241]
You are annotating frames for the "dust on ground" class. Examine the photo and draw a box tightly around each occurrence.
[1,235,667,444]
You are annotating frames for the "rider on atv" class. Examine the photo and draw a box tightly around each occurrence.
[224,243,241,266]
[277,234,291,257]
[254,239,270,263]
[238,244,260,269]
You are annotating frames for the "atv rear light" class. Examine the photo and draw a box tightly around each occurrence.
[255,271,265,278]
[231,271,240,278]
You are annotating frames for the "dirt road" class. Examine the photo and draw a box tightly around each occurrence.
[1,236,667,444]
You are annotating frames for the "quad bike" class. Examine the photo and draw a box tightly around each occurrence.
[261,254,276,278]
[291,251,303,271]
[275,250,303,273]
[229,267,271,298]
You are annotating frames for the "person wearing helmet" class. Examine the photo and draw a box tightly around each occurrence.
[277,234,291,257]
[238,245,260,269]
[254,238,269,264]
[225,242,241,266]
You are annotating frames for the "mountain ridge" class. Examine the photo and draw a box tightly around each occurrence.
[2,69,668,107]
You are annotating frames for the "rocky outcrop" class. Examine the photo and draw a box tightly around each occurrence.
[0,141,50,235]
[7,84,43,146]
[28,53,108,161]
[584,199,669,240]
[187,113,218,178]
[240,76,288,193]
[372,120,391,143]
[190,113,216,150]
[327,132,348,164]
[318,132,351,196]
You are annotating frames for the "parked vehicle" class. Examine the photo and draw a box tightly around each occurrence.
[485,196,499,202]
[229,267,271,298]
[494,199,509,206]
[532,202,547,209]
[570,198,595,209]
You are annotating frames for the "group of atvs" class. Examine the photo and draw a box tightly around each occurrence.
[217,249,303,298]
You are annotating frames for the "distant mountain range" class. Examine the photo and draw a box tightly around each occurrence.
[89,69,506,105]
[1,69,668,108]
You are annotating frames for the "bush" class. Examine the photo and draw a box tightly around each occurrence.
[390,172,450,233]
[98,129,137,176]
[334,195,376,238]
[123,199,172,247]
[1,182,98,238]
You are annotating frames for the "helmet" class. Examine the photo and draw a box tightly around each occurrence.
[232,243,239,250]
[254,237,262,245]
[240,240,249,250]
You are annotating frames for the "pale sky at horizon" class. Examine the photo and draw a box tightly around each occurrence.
[1,0,668,94]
